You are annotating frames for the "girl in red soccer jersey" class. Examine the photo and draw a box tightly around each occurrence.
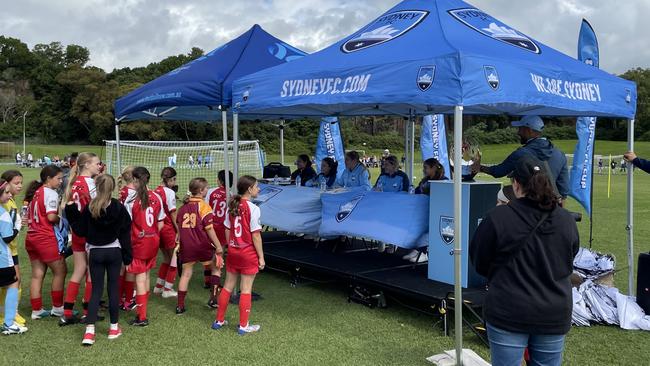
[212,175,264,334]
[204,169,233,288]
[24,165,66,320]
[152,167,179,298]
[123,167,165,326]
[175,178,224,314]
[60,152,102,325]
[118,166,136,310]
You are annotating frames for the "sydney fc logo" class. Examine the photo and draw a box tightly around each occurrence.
[484,66,499,90]
[448,8,541,54]
[341,10,428,53]
[253,186,282,205]
[417,66,435,91]
[268,42,306,62]
[439,216,454,245]
[336,195,364,222]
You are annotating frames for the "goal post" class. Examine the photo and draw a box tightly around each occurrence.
[104,140,264,191]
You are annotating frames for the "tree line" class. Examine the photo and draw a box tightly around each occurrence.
[1,35,648,155]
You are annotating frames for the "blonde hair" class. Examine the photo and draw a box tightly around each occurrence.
[118,165,135,190]
[62,152,98,209]
[89,174,115,219]
[183,177,208,204]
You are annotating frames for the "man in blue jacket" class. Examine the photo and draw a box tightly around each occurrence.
[624,151,650,173]
[478,115,569,200]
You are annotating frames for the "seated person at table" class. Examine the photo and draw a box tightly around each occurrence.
[373,155,409,192]
[291,154,317,186]
[306,157,338,189]
[415,158,446,195]
[337,151,371,191]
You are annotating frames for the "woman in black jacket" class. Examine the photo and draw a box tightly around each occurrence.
[65,174,132,346]
[470,156,579,366]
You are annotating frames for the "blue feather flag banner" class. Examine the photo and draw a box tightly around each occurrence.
[569,19,599,215]
[420,114,451,179]
[315,117,346,179]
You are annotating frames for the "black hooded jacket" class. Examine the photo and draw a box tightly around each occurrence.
[65,198,132,265]
[470,197,579,335]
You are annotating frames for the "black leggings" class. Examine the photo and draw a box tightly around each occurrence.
[87,247,122,324]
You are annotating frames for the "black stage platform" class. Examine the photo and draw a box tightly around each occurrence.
[261,231,488,342]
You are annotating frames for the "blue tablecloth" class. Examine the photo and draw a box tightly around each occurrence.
[254,184,322,234]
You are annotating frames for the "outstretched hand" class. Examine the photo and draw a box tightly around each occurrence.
[624,151,637,162]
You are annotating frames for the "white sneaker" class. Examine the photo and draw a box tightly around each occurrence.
[161,289,178,298]
[2,322,28,335]
[50,306,64,317]
[238,323,261,335]
[152,287,163,295]
[410,252,428,263]
[377,243,386,253]
[402,250,419,261]
[31,309,50,320]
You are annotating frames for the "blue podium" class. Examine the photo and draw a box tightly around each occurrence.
[428,181,500,288]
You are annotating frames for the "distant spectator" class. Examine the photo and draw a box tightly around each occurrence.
[27,152,33,167]
[597,158,603,175]
[610,160,617,174]
[197,154,203,168]
[15,152,22,165]
[620,159,626,173]
[188,155,194,168]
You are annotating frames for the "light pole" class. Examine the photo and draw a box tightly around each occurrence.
[22,111,27,157]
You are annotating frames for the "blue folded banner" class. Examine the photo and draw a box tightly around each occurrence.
[569,19,599,216]
[315,117,346,178]
[420,114,451,178]
[253,184,322,234]
[319,190,429,249]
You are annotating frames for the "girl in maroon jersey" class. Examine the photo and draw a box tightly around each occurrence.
[212,175,264,335]
[175,178,224,314]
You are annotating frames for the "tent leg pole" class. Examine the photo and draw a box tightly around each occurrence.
[234,113,240,181]
[280,120,285,166]
[453,106,464,365]
[410,113,415,185]
[627,118,635,295]
[115,122,122,176]
[222,110,230,200]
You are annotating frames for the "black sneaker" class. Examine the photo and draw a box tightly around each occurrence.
[58,315,80,327]
[80,314,105,324]
[175,306,186,315]
[129,317,149,327]
[207,299,218,309]
[120,301,137,312]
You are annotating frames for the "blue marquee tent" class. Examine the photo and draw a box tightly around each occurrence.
[112,24,306,189]
[231,0,638,361]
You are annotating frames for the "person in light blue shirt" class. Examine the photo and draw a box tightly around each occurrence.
[337,151,371,191]
[0,179,25,334]
[374,155,410,193]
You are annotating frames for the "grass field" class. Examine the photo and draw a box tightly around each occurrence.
[1,142,650,365]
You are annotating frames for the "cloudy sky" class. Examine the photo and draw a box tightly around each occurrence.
[1,0,647,74]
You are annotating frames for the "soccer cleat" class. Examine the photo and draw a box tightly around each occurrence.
[237,323,261,335]
[129,317,149,327]
[161,289,178,298]
[107,326,122,340]
[59,315,80,327]
[175,306,186,315]
[211,320,228,330]
[81,332,95,346]
[31,309,50,320]
[14,313,26,327]
[402,249,419,261]
[120,301,137,312]
[207,299,218,309]
[80,314,105,324]
[410,252,428,263]
[152,287,163,295]
[50,306,64,317]
[2,322,28,335]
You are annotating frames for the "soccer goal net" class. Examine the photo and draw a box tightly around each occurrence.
[104,140,265,191]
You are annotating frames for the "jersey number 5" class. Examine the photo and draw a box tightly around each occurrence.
[234,216,243,238]
[182,213,197,229]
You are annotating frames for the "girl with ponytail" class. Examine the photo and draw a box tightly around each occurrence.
[117,165,135,310]
[24,165,66,320]
[175,178,224,314]
[123,167,165,326]
[152,167,180,298]
[60,152,102,325]
[212,175,264,335]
